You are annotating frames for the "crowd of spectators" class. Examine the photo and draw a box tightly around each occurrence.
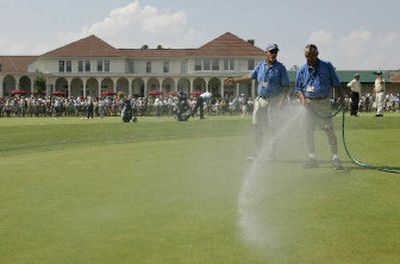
[0,94,255,118]
[343,93,400,113]
[0,92,399,118]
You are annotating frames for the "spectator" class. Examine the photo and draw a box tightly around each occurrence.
[346,73,362,117]
[374,71,385,117]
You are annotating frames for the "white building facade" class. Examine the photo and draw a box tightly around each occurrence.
[0,32,264,98]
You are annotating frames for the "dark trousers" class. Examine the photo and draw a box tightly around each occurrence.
[193,97,204,119]
[350,91,359,116]
[87,104,94,119]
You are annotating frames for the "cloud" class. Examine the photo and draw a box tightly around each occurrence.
[58,0,206,49]
[306,30,400,69]
[0,38,49,55]
[0,0,206,55]
[308,30,334,46]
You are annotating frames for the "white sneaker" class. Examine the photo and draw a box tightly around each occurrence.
[247,155,255,161]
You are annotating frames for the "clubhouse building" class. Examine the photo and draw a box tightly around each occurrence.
[0,32,399,98]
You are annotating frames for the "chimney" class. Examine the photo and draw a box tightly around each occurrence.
[247,39,255,46]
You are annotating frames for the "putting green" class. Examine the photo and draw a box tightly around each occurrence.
[0,114,399,263]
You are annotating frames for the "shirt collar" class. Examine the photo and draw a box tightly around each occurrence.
[264,60,278,68]
[307,59,320,71]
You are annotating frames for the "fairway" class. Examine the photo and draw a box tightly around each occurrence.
[1,113,400,264]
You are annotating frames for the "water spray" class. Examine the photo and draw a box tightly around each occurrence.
[238,105,305,247]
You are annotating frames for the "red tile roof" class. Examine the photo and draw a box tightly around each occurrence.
[119,32,264,58]
[0,56,38,74]
[41,35,121,57]
[119,48,195,58]
[194,32,264,57]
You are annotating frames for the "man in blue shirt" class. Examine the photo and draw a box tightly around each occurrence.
[295,44,344,170]
[225,43,290,160]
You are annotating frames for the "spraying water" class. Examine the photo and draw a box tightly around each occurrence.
[238,104,306,252]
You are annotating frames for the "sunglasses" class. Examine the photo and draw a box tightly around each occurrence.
[268,49,278,54]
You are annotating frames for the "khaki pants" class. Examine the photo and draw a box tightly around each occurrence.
[252,97,269,125]
[305,98,337,154]
[375,91,385,115]
[252,96,280,155]
[305,98,334,130]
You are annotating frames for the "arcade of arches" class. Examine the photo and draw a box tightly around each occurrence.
[0,75,255,98]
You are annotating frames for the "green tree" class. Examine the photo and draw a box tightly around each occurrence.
[33,71,47,94]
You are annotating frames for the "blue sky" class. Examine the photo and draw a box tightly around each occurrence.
[0,0,399,69]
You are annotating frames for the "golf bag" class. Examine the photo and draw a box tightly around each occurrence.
[176,90,191,121]
[121,99,137,123]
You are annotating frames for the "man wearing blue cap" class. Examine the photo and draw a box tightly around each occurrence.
[295,44,344,170]
[224,43,290,160]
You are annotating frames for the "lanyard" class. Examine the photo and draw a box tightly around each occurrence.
[263,64,271,83]
[304,66,319,88]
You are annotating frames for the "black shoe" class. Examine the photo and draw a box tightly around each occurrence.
[332,158,344,170]
[303,158,319,169]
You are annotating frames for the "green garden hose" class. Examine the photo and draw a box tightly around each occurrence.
[310,102,400,174]
[340,109,400,174]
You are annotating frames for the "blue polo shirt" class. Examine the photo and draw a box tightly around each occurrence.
[295,59,340,99]
[251,60,289,97]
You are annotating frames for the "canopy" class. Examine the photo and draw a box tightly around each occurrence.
[148,90,162,95]
[166,91,177,96]
[10,89,28,95]
[100,90,116,96]
[51,90,65,95]
[191,91,203,96]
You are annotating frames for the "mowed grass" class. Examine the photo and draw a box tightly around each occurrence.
[0,113,399,264]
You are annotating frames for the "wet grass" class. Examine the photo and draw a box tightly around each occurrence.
[0,113,399,263]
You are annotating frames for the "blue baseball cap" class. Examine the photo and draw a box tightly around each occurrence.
[266,43,279,52]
